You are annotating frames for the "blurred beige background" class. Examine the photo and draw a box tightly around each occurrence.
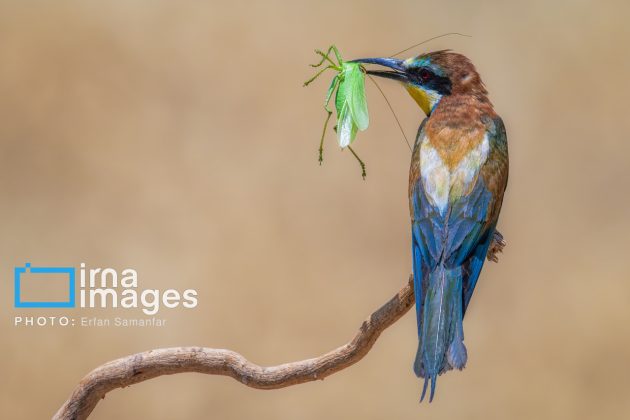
[1,0,629,419]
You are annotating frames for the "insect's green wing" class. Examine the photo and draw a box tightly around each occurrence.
[334,69,349,116]
[344,63,369,131]
[334,69,353,148]
[333,63,366,148]
[337,100,358,148]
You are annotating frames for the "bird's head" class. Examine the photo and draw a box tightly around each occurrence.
[352,51,487,116]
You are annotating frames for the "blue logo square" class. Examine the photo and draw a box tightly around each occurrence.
[14,263,76,308]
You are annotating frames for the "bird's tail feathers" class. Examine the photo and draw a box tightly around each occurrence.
[414,264,468,402]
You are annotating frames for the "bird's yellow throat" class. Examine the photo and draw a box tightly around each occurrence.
[405,85,442,116]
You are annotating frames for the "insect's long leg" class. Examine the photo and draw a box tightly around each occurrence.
[347,145,367,179]
[303,65,336,87]
[311,45,341,68]
[311,51,337,68]
[318,110,332,164]
[319,75,340,163]
[330,45,343,66]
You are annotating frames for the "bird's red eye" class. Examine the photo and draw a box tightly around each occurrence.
[420,69,432,82]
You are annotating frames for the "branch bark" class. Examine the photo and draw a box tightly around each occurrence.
[53,232,506,420]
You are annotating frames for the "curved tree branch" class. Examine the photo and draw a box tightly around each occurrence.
[54,232,506,420]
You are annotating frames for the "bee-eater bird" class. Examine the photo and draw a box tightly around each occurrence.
[352,51,508,402]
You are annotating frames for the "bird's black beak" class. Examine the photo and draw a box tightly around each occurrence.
[350,57,408,82]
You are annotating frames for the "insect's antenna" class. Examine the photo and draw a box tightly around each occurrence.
[389,32,471,57]
[366,73,412,152]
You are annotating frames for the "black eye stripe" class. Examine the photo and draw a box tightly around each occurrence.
[408,66,452,95]
[409,67,434,82]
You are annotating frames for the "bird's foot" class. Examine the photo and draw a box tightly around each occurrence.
[487,230,506,263]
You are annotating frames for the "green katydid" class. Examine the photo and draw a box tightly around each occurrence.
[304,45,369,178]
[304,36,468,178]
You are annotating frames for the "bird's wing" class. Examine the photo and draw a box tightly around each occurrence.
[410,116,508,322]
[409,119,433,335]
[460,116,508,312]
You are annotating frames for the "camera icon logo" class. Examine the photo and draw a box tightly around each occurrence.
[14,263,76,308]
